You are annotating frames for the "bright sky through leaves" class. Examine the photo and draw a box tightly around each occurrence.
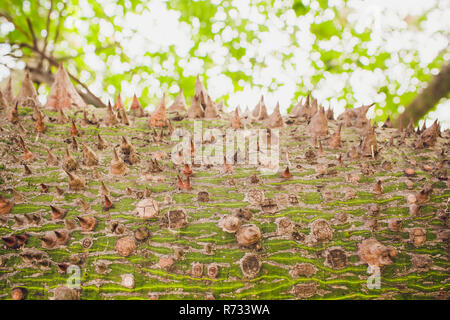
[0,0,449,128]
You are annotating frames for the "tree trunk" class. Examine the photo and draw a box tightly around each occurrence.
[0,99,448,300]
[394,61,450,128]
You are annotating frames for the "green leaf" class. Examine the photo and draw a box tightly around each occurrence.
[318,0,329,10]
[310,20,340,40]
[292,0,309,16]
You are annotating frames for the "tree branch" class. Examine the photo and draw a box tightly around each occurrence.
[55,42,121,61]
[0,12,32,42]
[50,2,66,58]
[393,61,450,127]
[9,41,107,108]
[39,0,54,69]
[26,18,38,49]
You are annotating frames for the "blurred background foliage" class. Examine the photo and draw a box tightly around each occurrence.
[0,0,449,125]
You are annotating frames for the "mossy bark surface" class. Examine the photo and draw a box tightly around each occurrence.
[0,106,448,300]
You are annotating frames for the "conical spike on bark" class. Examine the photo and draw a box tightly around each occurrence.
[40,233,57,249]
[24,213,35,224]
[407,119,415,136]
[46,63,86,110]
[77,215,97,231]
[13,215,25,226]
[251,96,262,119]
[65,170,85,191]
[326,107,334,120]
[415,119,439,149]
[81,108,90,126]
[76,198,91,213]
[90,112,99,125]
[421,121,426,133]
[55,186,65,196]
[119,136,138,165]
[144,186,152,198]
[232,105,242,116]
[12,234,28,248]
[70,119,81,137]
[40,183,49,193]
[204,99,218,119]
[183,175,192,190]
[63,147,78,172]
[373,180,384,195]
[57,109,69,124]
[15,71,42,108]
[35,111,46,133]
[71,136,78,151]
[257,97,269,121]
[103,195,114,211]
[12,189,24,203]
[105,101,119,126]
[308,106,328,137]
[110,148,127,176]
[147,158,162,173]
[281,166,292,179]
[22,146,34,162]
[338,103,373,127]
[195,75,209,110]
[46,147,59,166]
[100,181,110,196]
[114,93,124,110]
[168,89,187,113]
[82,143,99,166]
[0,195,14,215]
[2,236,19,249]
[310,98,318,118]
[54,230,69,245]
[18,136,26,150]
[97,134,108,150]
[130,94,145,117]
[149,93,168,127]
[113,147,120,161]
[328,123,342,149]
[7,102,19,123]
[183,163,193,177]
[187,94,205,119]
[50,205,67,220]
[359,125,378,157]
[231,107,242,129]
[289,98,302,118]
[242,106,250,119]
[3,77,15,105]
[0,90,8,111]
[305,93,310,109]
[292,93,311,120]
[293,95,310,120]
[177,174,184,189]
[119,107,130,125]
[383,116,393,128]
[266,102,284,128]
